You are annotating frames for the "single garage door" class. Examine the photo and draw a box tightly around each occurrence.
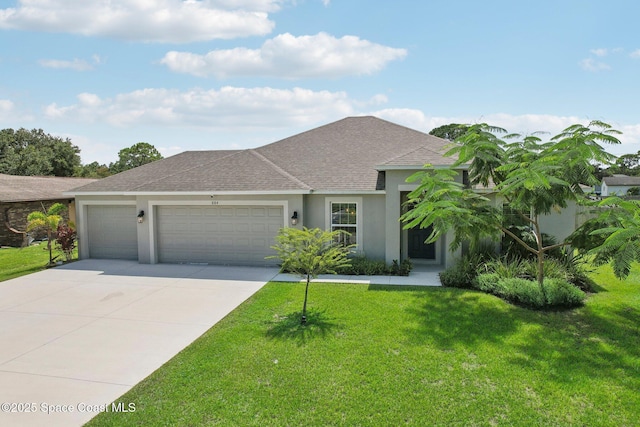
[157,205,283,266]
[87,205,138,260]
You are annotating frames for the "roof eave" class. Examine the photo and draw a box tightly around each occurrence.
[375,163,468,171]
[66,190,315,197]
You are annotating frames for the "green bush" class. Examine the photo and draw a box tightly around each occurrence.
[439,252,487,288]
[481,257,526,278]
[500,278,546,308]
[473,273,501,292]
[340,257,413,276]
[480,256,594,292]
[556,257,596,292]
[543,278,587,307]
[389,259,413,276]
[474,274,585,309]
[342,257,387,275]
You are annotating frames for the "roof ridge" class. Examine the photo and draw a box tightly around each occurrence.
[128,150,242,191]
[249,150,313,191]
[380,143,445,165]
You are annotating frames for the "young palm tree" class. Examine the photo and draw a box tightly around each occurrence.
[27,203,67,266]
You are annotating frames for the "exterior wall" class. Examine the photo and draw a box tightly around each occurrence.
[538,201,578,243]
[499,198,591,249]
[1,199,73,247]
[75,194,303,264]
[302,193,386,260]
[602,183,637,196]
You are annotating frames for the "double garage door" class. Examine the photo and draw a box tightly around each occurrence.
[156,205,283,266]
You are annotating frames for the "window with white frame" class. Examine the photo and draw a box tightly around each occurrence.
[330,202,358,246]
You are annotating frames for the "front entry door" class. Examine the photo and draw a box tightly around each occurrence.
[408,226,436,260]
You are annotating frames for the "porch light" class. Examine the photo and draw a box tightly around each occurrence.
[137,210,145,223]
[291,211,298,226]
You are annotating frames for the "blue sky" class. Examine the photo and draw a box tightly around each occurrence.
[1,0,639,164]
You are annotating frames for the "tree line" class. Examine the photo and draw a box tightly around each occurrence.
[0,128,163,178]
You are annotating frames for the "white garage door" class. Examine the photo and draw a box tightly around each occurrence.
[87,205,138,260]
[157,205,283,266]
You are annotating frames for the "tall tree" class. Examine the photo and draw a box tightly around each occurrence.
[608,150,640,176]
[429,123,470,141]
[109,142,163,174]
[0,128,81,176]
[402,121,621,291]
[75,161,112,178]
[268,227,354,324]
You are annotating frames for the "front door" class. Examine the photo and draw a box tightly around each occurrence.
[408,226,436,260]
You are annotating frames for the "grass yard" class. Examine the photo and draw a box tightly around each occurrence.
[0,242,66,282]
[88,265,639,426]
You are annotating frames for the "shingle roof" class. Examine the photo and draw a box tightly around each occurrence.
[70,116,454,194]
[0,174,98,202]
[603,175,640,187]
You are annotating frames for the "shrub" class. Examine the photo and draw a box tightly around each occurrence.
[389,259,413,276]
[480,256,595,293]
[500,278,546,308]
[556,256,596,292]
[340,257,413,276]
[480,257,526,278]
[473,273,501,292]
[439,253,485,288]
[55,223,77,262]
[543,278,587,307]
[474,275,585,309]
[341,257,387,275]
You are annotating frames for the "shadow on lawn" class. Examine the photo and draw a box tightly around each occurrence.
[401,285,640,393]
[508,304,640,392]
[264,309,342,345]
[402,287,525,348]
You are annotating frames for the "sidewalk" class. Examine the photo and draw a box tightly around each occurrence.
[271,265,443,286]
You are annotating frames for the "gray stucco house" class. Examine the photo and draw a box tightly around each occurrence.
[68,116,470,267]
[601,174,640,196]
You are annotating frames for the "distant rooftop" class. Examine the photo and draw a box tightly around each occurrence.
[602,175,640,186]
[0,174,99,203]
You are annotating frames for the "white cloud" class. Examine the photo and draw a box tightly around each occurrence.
[630,49,640,59]
[370,109,640,150]
[590,48,608,57]
[161,32,407,78]
[0,98,35,123]
[38,58,95,71]
[44,86,357,129]
[579,58,611,72]
[0,99,14,114]
[0,0,280,43]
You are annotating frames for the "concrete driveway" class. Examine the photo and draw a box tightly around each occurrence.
[0,259,277,427]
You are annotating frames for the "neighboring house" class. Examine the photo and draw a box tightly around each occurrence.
[601,174,640,196]
[0,174,98,247]
[67,116,578,268]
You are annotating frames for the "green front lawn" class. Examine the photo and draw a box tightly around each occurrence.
[0,242,62,282]
[88,264,639,426]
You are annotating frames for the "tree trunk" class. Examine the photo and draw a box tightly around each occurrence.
[301,274,310,324]
[537,249,547,303]
[47,230,53,266]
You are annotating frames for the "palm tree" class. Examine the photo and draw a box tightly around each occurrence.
[27,203,67,266]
